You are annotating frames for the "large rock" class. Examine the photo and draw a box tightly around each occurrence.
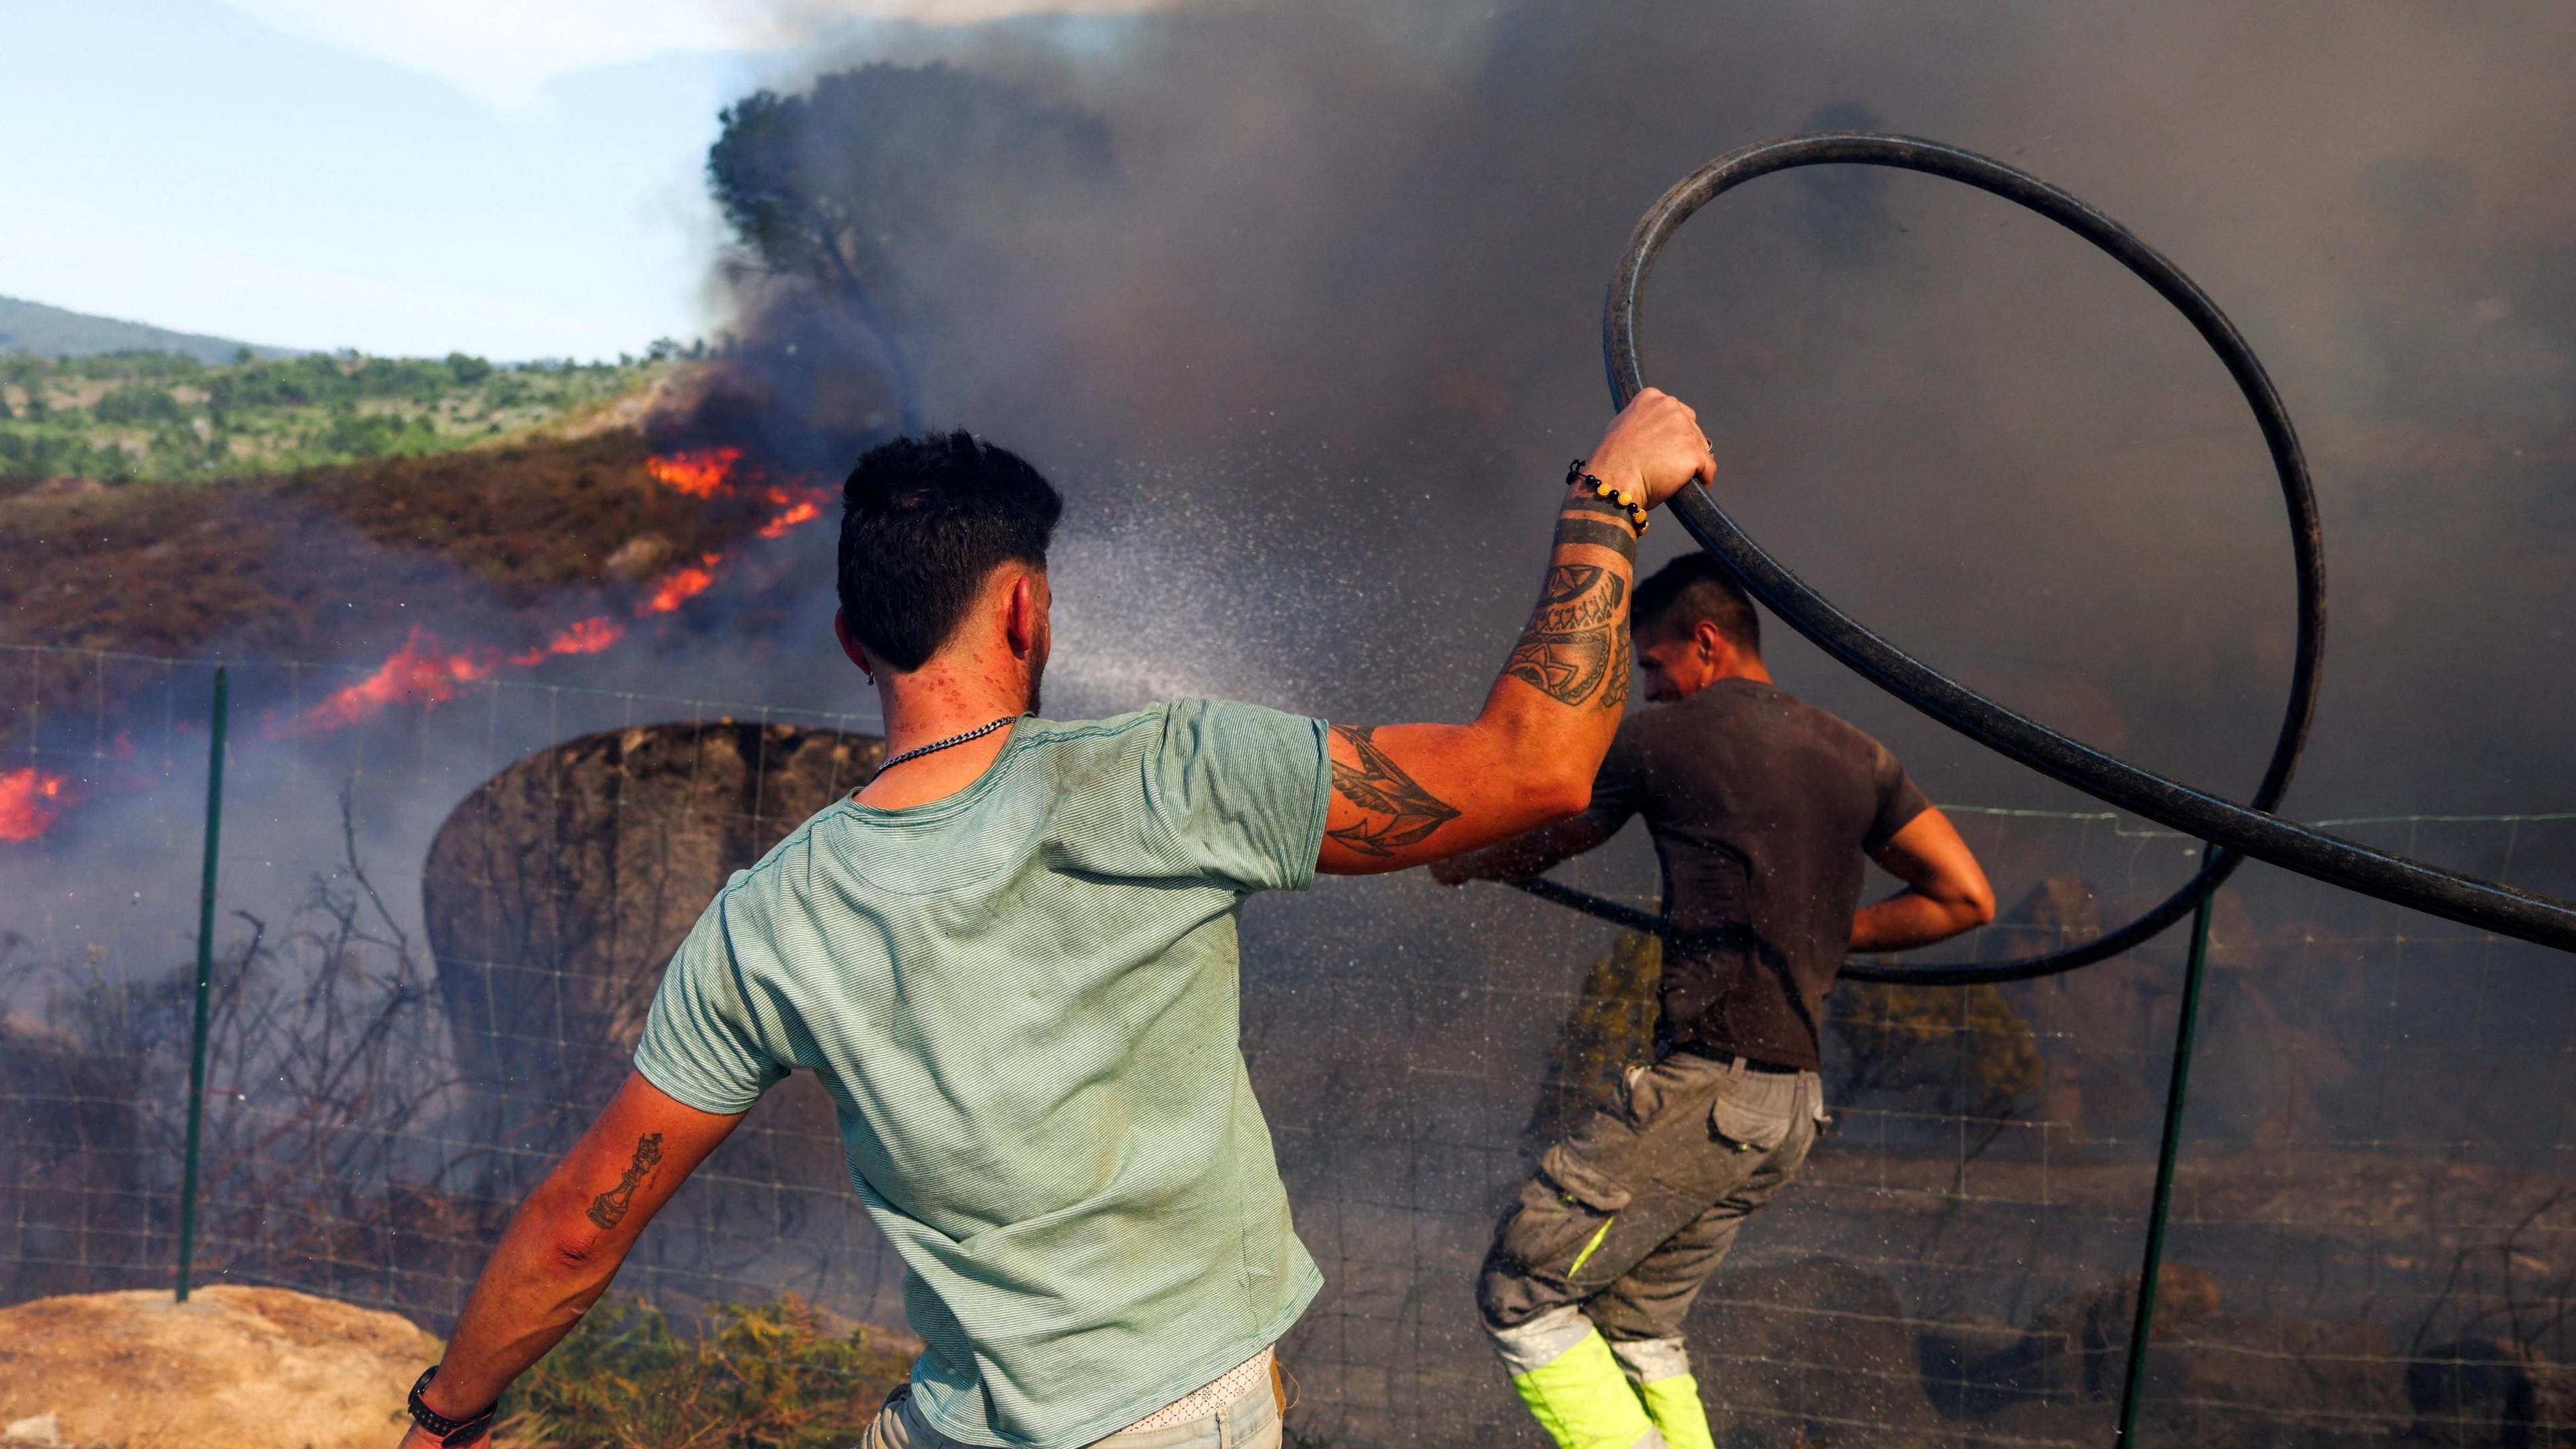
[1690,1256,1943,1447]
[423,720,883,1152]
[1992,878,2171,1143]
[1915,1263,2224,1415]
[421,720,892,1318]
[0,1287,439,1449]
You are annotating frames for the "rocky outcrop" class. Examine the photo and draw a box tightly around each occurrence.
[0,1287,439,1449]
[423,720,882,1155]
[1691,1256,1943,1446]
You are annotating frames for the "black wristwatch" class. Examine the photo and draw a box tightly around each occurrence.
[407,1366,498,1447]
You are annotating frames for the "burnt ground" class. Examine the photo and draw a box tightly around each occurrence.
[0,430,766,658]
[0,425,798,761]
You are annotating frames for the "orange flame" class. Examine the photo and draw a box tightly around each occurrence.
[639,554,723,616]
[286,625,495,736]
[0,767,72,843]
[510,615,626,666]
[758,485,826,539]
[645,447,741,498]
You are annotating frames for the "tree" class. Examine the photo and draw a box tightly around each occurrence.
[705,63,1110,433]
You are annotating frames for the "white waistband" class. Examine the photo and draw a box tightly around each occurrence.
[1118,1347,1275,1434]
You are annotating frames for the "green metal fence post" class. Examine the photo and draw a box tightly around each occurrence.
[2112,844,2220,1444]
[175,665,228,1303]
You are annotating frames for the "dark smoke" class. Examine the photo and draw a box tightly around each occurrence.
[703,0,2576,855]
[7,9,2565,1440]
[661,26,2576,1412]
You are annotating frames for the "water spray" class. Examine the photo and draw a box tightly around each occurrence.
[1511,131,2576,977]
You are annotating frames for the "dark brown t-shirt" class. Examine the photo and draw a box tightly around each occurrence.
[1581,680,1931,1071]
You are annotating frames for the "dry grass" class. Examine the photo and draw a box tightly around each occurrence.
[282,432,763,602]
[505,1296,916,1449]
[0,433,760,655]
[0,431,782,757]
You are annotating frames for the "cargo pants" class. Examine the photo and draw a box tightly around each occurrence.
[1478,1049,1825,1375]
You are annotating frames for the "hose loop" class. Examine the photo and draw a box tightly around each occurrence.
[1513,132,2576,976]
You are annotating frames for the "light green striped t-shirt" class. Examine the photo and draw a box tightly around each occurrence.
[633,700,1332,1449]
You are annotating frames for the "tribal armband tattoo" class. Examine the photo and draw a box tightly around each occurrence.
[1505,563,1629,710]
[1556,491,1642,559]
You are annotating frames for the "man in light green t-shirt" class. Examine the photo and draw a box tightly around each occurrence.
[395,391,1716,1449]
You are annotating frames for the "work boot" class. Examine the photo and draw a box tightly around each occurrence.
[1507,1329,1666,1449]
[1609,1337,1715,1449]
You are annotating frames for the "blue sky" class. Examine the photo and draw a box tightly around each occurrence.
[0,2,801,360]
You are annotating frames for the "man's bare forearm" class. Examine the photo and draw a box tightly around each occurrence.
[1496,490,1639,716]
[415,1148,653,1417]
[409,1075,744,1435]
[1458,486,1642,775]
[1318,491,1637,870]
[1851,810,1997,952]
[1314,390,1715,875]
[1850,891,1988,953]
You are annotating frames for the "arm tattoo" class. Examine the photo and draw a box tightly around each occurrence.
[586,1132,665,1230]
[1556,484,1638,551]
[1503,564,1629,708]
[1553,517,1641,557]
[1327,724,1462,856]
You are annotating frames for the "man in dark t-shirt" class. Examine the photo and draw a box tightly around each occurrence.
[1433,554,1995,1449]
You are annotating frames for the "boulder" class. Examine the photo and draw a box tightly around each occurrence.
[1917,1263,2224,1415]
[423,720,882,1159]
[1689,1256,1943,1447]
[1993,878,2169,1143]
[0,1287,439,1449]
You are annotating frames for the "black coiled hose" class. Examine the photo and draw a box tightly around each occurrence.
[1512,132,2576,973]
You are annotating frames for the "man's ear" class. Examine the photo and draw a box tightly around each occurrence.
[1694,619,1729,662]
[1002,572,1042,657]
[834,610,875,678]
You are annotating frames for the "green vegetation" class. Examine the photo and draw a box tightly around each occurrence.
[1832,979,2043,1120]
[1528,930,1664,1142]
[0,347,694,484]
[1529,930,2045,1142]
[504,1295,914,1449]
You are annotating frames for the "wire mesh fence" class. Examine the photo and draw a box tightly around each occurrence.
[5,638,2575,1448]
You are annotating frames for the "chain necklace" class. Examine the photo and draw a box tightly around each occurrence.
[873,714,1023,776]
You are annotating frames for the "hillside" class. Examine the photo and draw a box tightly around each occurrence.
[0,348,686,484]
[0,294,299,365]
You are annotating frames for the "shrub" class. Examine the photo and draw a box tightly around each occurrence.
[90,383,186,425]
[1831,979,2042,1119]
[506,1296,914,1449]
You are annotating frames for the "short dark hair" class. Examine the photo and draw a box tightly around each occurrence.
[837,431,1063,672]
[1633,554,1761,656]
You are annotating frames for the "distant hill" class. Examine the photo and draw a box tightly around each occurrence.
[0,294,301,364]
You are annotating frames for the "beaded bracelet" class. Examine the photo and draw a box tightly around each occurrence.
[1564,460,1650,533]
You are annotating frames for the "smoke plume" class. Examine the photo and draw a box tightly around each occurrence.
[698,0,2576,867]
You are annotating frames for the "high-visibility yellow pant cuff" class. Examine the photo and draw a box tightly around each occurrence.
[1509,1330,1660,1449]
[1635,1372,1715,1449]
